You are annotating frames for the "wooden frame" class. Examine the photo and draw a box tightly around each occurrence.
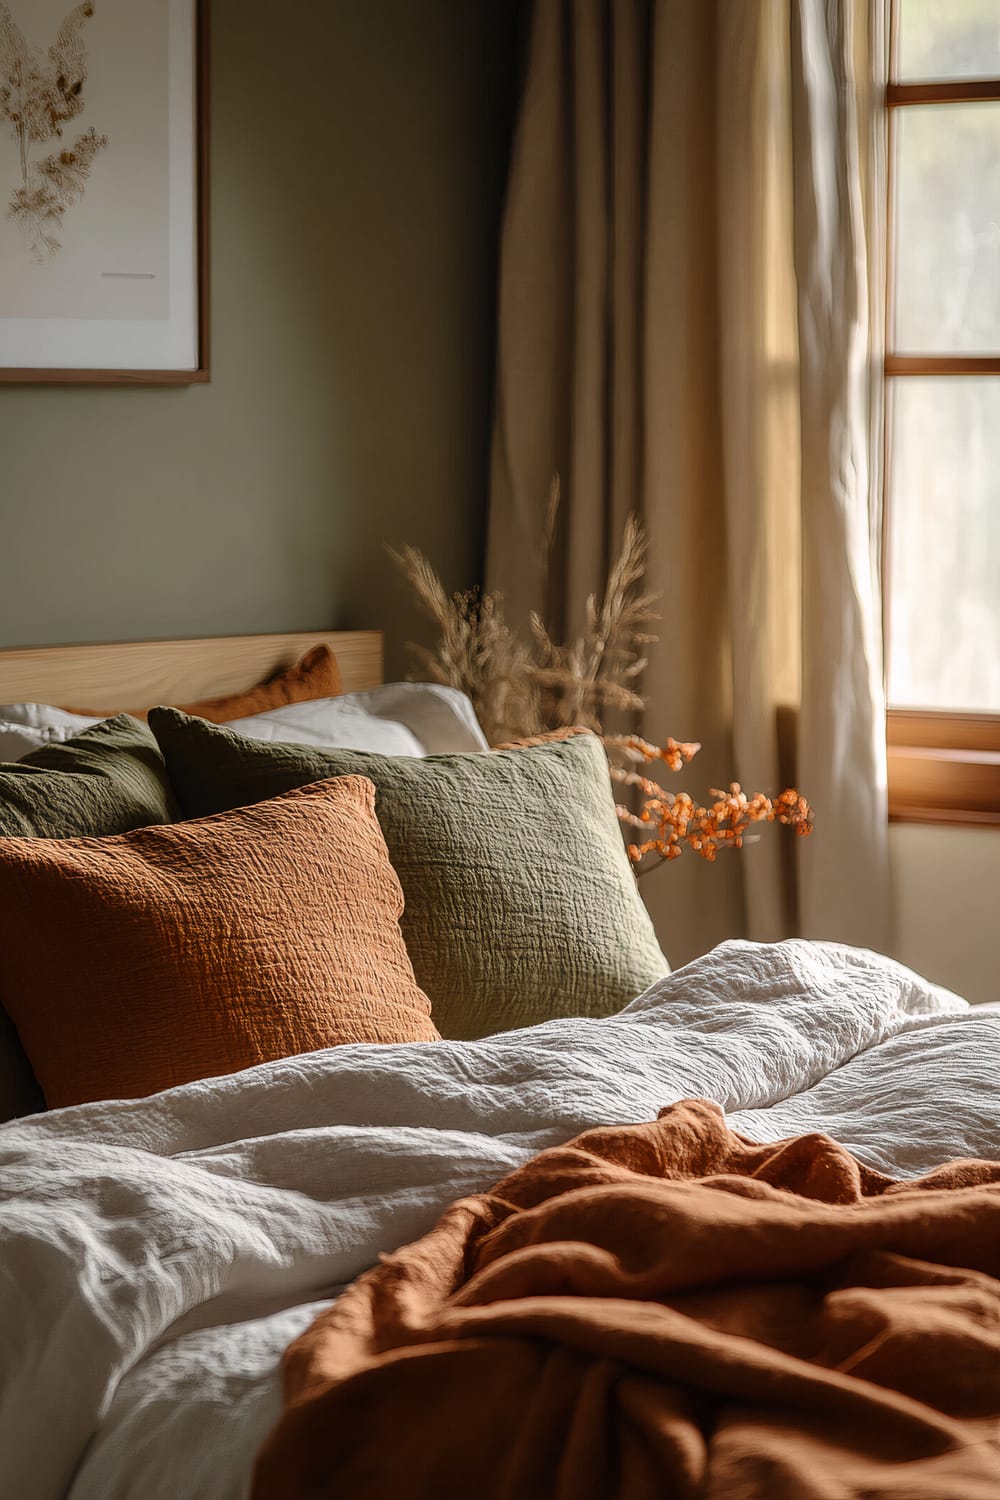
[0,0,210,385]
[885,354,1000,375]
[884,1,1000,824]
[0,631,383,710]
[888,712,1000,826]
[888,79,1000,106]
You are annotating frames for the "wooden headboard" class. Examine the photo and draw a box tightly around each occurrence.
[0,631,384,709]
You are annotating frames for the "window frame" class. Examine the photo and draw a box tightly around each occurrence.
[884,3,1000,825]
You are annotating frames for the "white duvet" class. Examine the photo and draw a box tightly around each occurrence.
[2,939,998,1500]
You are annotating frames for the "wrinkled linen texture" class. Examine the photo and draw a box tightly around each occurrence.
[253,1101,1000,1500]
[0,939,996,1500]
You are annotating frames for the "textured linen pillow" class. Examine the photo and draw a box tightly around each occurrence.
[149,711,669,1040]
[0,776,439,1110]
[65,642,343,723]
[0,715,179,1120]
[0,715,176,837]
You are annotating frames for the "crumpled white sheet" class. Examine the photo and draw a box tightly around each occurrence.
[1,939,996,1500]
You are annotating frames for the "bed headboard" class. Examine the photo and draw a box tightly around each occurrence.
[0,631,384,709]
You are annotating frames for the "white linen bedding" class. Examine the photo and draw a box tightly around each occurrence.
[1,939,997,1500]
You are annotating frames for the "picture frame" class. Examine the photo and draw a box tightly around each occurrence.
[0,0,209,384]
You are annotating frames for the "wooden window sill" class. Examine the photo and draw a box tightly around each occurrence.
[887,712,1000,826]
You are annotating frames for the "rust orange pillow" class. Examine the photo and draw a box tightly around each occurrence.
[66,642,343,723]
[0,776,439,1109]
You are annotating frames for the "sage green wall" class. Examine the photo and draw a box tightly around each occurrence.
[0,1,521,679]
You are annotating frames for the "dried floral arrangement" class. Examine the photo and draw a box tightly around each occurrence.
[390,483,812,872]
[607,734,812,873]
[0,1,108,262]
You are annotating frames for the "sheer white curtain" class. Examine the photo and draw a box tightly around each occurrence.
[487,0,890,966]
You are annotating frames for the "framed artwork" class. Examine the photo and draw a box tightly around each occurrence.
[0,0,208,383]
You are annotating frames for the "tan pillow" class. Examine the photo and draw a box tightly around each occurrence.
[65,642,343,723]
[0,776,438,1109]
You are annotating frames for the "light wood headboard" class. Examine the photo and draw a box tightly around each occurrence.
[0,631,383,709]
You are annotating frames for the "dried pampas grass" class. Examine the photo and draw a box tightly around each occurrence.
[385,545,537,746]
[390,481,657,745]
[528,512,659,732]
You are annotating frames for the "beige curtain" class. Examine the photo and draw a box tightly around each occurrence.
[487,0,890,967]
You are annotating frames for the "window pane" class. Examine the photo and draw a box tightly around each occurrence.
[888,378,1000,712]
[897,0,1000,82]
[893,104,1000,353]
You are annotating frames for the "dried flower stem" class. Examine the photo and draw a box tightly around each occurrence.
[603,733,812,870]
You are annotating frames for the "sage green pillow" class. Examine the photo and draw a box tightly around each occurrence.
[0,714,177,838]
[149,709,669,1040]
[0,715,178,1120]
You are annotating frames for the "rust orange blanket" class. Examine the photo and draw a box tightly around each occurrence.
[252,1099,1000,1499]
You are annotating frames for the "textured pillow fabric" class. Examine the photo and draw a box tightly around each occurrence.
[0,715,177,838]
[0,715,178,1121]
[0,776,439,1110]
[149,711,669,1040]
[65,642,343,723]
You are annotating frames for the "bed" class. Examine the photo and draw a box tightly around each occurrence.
[1,634,998,1500]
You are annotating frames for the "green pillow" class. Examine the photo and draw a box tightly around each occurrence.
[0,714,178,838]
[148,710,669,1040]
[0,715,178,1119]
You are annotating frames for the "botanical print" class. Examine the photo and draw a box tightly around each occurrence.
[0,0,108,262]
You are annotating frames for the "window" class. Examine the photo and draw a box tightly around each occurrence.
[886,0,1000,823]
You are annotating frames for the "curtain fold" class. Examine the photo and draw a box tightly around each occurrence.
[487,0,890,965]
[789,0,889,947]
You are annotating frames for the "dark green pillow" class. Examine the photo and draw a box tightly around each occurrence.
[0,714,178,838]
[0,715,178,1119]
[149,709,669,1040]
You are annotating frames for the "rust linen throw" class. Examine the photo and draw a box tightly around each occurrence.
[253,1099,1000,1500]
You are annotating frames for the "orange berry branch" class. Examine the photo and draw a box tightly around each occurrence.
[603,734,813,873]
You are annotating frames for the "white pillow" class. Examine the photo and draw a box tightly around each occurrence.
[0,706,99,762]
[0,684,488,762]
[227,684,488,756]
[333,683,489,753]
[225,698,426,756]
